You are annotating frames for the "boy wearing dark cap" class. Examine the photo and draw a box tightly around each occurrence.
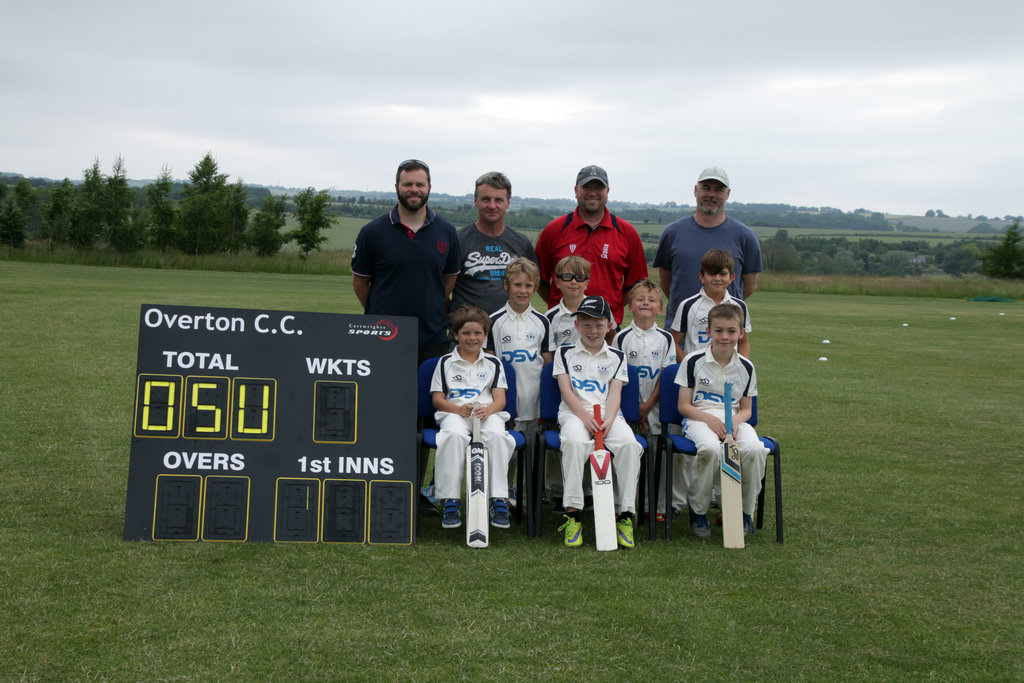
[552,295,643,548]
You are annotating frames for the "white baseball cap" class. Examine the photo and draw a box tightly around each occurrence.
[697,166,730,187]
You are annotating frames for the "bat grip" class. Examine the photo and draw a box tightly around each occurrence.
[724,383,734,434]
[593,403,604,450]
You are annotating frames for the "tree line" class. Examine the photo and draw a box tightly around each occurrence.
[756,228,1022,279]
[0,154,335,258]
[2,155,1021,279]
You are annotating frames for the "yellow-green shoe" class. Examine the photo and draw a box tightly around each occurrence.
[616,515,635,549]
[558,514,583,547]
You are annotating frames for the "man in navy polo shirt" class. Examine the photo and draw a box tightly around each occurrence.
[352,159,461,364]
[352,159,461,518]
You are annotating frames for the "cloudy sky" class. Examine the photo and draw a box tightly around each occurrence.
[3,1,1022,217]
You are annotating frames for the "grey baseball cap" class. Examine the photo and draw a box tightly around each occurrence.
[576,165,608,187]
[697,166,730,187]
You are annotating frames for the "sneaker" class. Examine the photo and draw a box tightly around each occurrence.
[616,515,635,549]
[743,513,755,536]
[508,486,518,509]
[558,514,582,547]
[491,499,511,529]
[419,493,440,518]
[442,499,461,529]
[689,511,711,539]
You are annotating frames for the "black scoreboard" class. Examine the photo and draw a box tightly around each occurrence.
[123,304,418,544]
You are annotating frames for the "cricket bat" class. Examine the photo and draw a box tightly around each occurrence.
[589,404,617,551]
[720,382,744,549]
[466,408,489,548]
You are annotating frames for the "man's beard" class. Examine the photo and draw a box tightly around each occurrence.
[398,192,428,212]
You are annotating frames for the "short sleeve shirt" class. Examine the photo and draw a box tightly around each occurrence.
[552,341,629,417]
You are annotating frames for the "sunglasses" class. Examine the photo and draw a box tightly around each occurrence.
[398,159,429,172]
[556,273,589,282]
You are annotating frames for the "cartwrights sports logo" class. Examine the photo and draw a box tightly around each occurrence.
[347,319,398,341]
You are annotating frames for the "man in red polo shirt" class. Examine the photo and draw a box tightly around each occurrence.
[535,165,648,327]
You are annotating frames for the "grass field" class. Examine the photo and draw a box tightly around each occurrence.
[2,261,1022,680]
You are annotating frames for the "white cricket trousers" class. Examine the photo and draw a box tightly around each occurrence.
[434,413,515,501]
[558,412,642,514]
[684,410,768,516]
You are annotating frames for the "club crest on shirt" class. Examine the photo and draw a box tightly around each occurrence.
[569,244,577,253]
[437,241,449,254]
[477,370,488,382]
[597,363,610,375]
[526,332,538,343]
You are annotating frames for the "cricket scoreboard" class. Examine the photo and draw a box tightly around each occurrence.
[123,304,418,544]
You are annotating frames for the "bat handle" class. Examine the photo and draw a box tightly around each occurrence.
[724,382,734,434]
[472,402,482,441]
[593,403,604,450]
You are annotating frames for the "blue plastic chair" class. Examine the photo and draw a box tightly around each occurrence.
[657,363,783,542]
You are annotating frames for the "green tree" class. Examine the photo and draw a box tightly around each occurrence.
[979,222,1024,279]
[69,160,106,249]
[290,187,334,257]
[248,194,289,256]
[11,179,42,237]
[43,179,78,247]
[761,229,801,272]
[175,153,249,254]
[146,167,177,251]
[106,156,145,252]
[0,200,28,248]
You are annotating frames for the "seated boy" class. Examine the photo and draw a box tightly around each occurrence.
[670,249,752,361]
[612,279,676,519]
[431,306,517,530]
[553,295,643,549]
[675,302,768,539]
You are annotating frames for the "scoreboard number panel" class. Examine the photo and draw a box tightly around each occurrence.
[124,304,417,544]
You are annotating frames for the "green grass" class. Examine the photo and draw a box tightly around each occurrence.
[1,262,1022,680]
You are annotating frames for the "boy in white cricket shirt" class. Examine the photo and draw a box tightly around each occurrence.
[431,306,516,530]
[612,279,676,520]
[670,249,753,513]
[554,295,643,549]
[487,258,552,504]
[671,249,751,361]
[676,302,768,539]
[543,255,592,509]
[545,255,590,349]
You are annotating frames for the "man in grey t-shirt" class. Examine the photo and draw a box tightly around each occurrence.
[450,172,538,316]
[654,166,763,329]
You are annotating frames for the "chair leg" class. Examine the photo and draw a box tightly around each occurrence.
[648,437,661,541]
[664,443,674,541]
[770,438,783,544]
[531,435,546,538]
